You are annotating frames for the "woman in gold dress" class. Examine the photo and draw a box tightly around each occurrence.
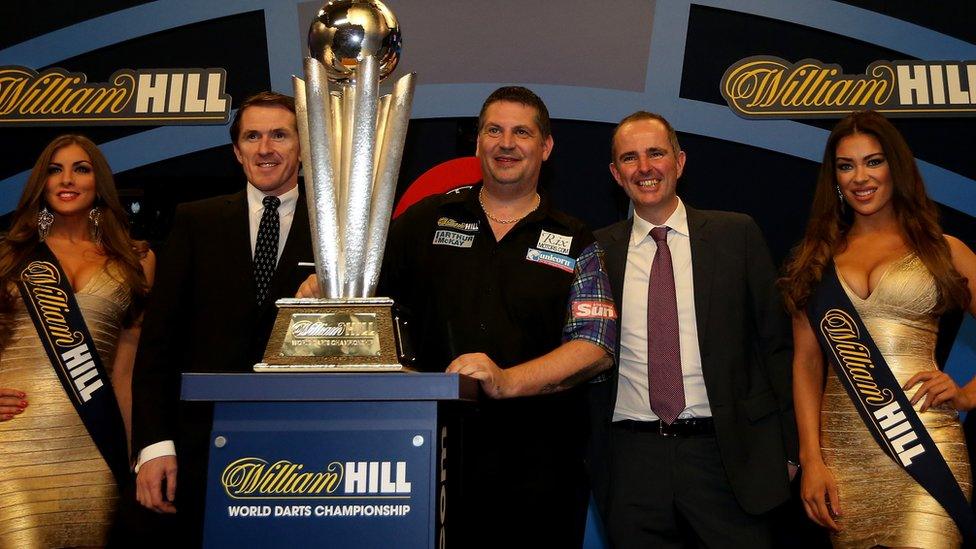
[782,111,976,548]
[0,135,154,547]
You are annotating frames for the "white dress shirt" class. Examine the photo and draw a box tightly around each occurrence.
[136,182,300,470]
[246,182,299,262]
[613,198,712,422]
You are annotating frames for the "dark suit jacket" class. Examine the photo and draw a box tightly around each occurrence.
[587,206,798,517]
[132,188,313,456]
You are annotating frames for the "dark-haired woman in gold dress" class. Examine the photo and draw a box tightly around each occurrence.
[0,135,154,547]
[783,111,976,548]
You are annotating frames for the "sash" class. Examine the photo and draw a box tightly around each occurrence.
[16,243,130,488]
[808,263,976,542]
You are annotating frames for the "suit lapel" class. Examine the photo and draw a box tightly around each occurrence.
[222,191,255,301]
[602,219,632,309]
[687,207,713,362]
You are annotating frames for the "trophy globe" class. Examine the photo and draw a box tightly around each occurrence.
[308,0,401,83]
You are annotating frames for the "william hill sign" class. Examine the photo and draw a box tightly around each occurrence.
[721,56,976,118]
[0,66,231,125]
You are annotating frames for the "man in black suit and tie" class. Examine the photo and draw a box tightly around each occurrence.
[130,91,312,543]
[585,111,798,547]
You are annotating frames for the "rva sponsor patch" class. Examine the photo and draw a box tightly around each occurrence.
[525,248,575,273]
[572,300,617,319]
[433,230,475,248]
[436,217,478,232]
[536,230,573,255]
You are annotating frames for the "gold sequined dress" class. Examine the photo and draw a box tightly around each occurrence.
[0,265,131,548]
[821,253,972,548]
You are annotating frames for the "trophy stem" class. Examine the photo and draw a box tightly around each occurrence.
[298,58,343,298]
[338,89,355,226]
[373,94,393,174]
[342,54,380,297]
[363,72,415,295]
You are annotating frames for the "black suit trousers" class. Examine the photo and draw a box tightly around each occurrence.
[607,424,774,549]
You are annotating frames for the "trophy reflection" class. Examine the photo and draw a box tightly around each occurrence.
[256,0,415,371]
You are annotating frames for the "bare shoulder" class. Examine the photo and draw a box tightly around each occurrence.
[944,234,976,274]
[140,248,157,284]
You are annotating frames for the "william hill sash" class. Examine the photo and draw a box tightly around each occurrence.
[16,244,129,487]
[809,264,976,541]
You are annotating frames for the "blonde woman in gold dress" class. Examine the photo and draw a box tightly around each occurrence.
[782,111,976,548]
[0,135,154,547]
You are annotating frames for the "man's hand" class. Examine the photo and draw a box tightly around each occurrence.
[136,455,178,514]
[296,274,321,298]
[447,353,512,398]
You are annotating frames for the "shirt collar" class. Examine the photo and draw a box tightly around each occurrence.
[246,182,299,215]
[630,197,689,246]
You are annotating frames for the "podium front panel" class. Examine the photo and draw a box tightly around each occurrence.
[202,400,464,548]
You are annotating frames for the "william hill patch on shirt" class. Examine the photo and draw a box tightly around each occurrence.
[526,248,575,273]
[433,230,475,248]
[536,230,573,255]
[437,217,478,232]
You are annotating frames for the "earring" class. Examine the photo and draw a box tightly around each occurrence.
[37,206,54,241]
[88,207,102,243]
[835,184,845,212]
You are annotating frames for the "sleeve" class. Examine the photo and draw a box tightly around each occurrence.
[743,217,799,461]
[562,241,617,356]
[130,205,195,457]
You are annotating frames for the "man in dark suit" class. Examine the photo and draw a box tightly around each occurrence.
[130,91,312,543]
[586,111,798,548]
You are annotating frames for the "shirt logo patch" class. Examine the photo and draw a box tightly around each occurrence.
[433,230,475,248]
[537,230,573,255]
[571,300,618,319]
[437,217,479,232]
[526,248,576,273]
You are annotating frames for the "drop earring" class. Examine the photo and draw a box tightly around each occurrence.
[37,206,54,241]
[88,207,102,243]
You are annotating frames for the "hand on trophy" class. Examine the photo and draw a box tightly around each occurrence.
[295,274,323,299]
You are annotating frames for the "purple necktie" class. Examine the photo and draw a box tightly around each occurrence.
[647,226,684,424]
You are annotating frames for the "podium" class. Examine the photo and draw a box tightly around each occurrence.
[181,373,478,548]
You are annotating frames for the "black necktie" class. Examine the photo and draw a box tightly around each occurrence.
[253,195,280,306]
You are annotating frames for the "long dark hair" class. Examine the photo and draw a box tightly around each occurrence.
[782,111,969,313]
[0,135,149,347]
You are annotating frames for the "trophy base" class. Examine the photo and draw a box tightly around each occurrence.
[255,297,413,373]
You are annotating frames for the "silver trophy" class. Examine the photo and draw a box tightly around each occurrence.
[256,0,415,371]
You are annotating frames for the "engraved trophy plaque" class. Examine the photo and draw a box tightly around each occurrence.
[255,0,415,371]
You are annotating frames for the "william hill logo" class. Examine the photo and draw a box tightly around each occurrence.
[721,56,976,118]
[0,66,231,125]
[221,458,412,499]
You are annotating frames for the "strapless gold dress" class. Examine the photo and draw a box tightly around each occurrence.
[821,253,971,548]
[0,266,131,548]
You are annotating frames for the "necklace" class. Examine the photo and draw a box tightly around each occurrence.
[478,188,540,225]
